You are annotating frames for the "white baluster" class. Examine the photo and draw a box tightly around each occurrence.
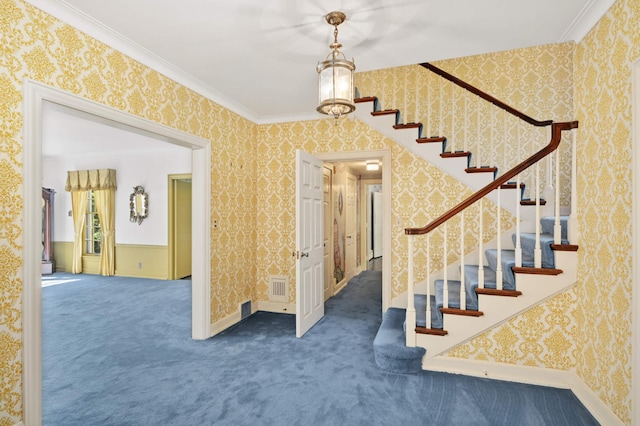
[415,67,420,126]
[426,235,431,328]
[534,162,542,268]
[443,223,448,309]
[451,83,456,153]
[490,108,495,168]
[439,78,443,137]
[503,110,507,169]
[464,95,469,153]
[406,235,416,347]
[426,72,432,137]
[515,173,523,267]
[496,187,503,290]
[403,67,408,125]
[460,213,466,310]
[554,145,561,244]
[477,198,485,288]
[477,97,482,167]
[568,129,578,243]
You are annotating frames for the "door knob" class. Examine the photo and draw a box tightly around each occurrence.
[300,251,309,257]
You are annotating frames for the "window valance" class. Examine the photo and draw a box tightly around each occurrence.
[65,169,117,192]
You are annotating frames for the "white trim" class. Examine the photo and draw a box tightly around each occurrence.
[632,58,640,426]
[258,301,296,315]
[210,310,241,337]
[558,0,616,43]
[316,149,392,314]
[426,357,624,426]
[22,80,212,425]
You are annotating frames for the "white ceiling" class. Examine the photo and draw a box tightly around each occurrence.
[28,0,614,124]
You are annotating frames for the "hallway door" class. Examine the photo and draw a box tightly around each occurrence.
[169,174,192,280]
[373,191,383,258]
[295,150,324,337]
[344,171,357,280]
[323,165,333,301]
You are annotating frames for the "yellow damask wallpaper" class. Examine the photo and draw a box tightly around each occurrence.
[572,0,636,422]
[1,0,634,423]
[1,1,256,422]
[254,118,512,304]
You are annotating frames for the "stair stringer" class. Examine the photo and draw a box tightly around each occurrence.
[354,100,541,222]
[415,250,577,363]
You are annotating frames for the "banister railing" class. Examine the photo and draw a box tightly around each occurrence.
[405,121,578,236]
[419,62,553,128]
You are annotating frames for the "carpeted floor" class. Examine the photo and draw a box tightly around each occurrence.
[42,271,599,425]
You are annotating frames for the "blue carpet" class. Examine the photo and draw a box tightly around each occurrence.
[42,271,598,425]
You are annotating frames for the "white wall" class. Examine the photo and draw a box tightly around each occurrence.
[43,150,190,246]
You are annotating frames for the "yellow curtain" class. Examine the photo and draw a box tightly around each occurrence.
[70,190,89,274]
[67,168,117,275]
[66,169,117,192]
[94,189,116,276]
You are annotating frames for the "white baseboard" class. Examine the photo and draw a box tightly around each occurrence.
[258,301,295,314]
[209,310,241,337]
[425,357,623,426]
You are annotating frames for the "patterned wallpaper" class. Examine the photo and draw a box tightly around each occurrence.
[572,0,636,422]
[1,1,256,422]
[1,0,633,423]
[254,118,510,304]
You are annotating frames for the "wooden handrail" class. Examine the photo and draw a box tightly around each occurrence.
[405,121,578,235]
[419,62,553,127]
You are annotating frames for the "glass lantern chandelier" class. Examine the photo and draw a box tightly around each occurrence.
[316,11,356,119]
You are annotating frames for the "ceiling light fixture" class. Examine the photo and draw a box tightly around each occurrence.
[316,11,356,119]
[366,160,380,171]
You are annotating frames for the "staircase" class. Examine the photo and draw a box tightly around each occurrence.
[359,63,579,373]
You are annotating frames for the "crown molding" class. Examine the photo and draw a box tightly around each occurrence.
[24,0,265,123]
[558,0,616,42]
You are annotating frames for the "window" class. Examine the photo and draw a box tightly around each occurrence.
[84,190,102,255]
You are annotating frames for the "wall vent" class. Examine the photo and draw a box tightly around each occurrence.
[268,275,289,303]
[241,300,252,319]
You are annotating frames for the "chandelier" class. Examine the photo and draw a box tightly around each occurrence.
[316,11,356,119]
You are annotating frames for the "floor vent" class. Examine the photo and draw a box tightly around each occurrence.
[241,301,251,319]
[268,275,289,303]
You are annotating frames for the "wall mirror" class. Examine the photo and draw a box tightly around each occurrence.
[130,186,148,225]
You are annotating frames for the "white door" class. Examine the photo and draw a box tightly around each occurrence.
[373,191,383,258]
[296,150,324,338]
[344,172,357,280]
[323,166,333,301]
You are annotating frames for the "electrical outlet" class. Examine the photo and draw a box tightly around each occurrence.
[138,262,142,269]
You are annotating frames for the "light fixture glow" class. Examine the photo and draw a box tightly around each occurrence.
[366,161,380,171]
[317,11,355,119]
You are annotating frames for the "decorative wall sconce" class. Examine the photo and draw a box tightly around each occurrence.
[129,186,148,225]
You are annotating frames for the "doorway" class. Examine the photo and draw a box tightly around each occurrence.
[23,80,211,424]
[316,149,392,312]
[168,174,193,280]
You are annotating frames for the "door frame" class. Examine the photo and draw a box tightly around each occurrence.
[316,149,392,313]
[632,58,640,426]
[168,173,193,280]
[22,80,211,425]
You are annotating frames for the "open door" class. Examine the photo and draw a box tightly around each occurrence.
[373,191,383,258]
[296,150,324,338]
